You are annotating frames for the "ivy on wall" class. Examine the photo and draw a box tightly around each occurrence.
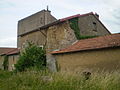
[69,18,97,40]
[69,18,81,39]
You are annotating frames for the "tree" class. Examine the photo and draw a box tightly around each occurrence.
[15,42,46,72]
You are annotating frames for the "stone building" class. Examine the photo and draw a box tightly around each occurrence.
[0,9,114,72]
[51,33,120,72]
[17,10,111,71]
[17,9,57,48]
[7,49,19,71]
[0,48,16,70]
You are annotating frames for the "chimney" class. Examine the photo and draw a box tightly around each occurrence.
[46,5,51,13]
[95,13,99,19]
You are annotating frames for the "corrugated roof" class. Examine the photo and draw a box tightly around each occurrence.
[51,33,120,54]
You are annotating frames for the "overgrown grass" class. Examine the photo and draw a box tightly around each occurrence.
[0,70,120,90]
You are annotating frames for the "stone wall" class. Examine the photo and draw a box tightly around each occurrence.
[46,21,77,71]
[18,10,56,36]
[0,55,4,70]
[17,10,56,48]
[78,15,110,36]
[54,47,120,72]
[18,30,47,49]
[8,55,19,71]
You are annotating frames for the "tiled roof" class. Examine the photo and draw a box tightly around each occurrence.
[6,48,19,55]
[51,33,120,54]
[19,12,107,37]
[60,12,93,22]
[0,48,16,55]
[0,48,19,55]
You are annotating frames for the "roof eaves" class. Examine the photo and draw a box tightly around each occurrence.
[51,46,120,55]
[51,33,120,54]
[18,12,107,37]
[6,49,20,55]
[18,20,60,37]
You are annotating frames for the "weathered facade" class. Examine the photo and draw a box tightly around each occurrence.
[0,48,19,71]
[1,9,116,72]
[54,48,120,72]
[78,13,110,36]
[0,48,16,70]
[46,21,77,71]
[18,30,47,49]
[0,55,4,70]
[51,33,120,72]
[17,9,56,48]
[17,10,111,71]
[8,54,19,71]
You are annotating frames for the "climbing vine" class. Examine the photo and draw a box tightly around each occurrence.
[69,17,81,39]
[69,17,97,39]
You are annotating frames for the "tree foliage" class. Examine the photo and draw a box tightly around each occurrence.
[15,42,46,72]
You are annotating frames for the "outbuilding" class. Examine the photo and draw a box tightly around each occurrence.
[51,33,120,72]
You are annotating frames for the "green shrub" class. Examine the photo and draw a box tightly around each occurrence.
[15,42,46,72]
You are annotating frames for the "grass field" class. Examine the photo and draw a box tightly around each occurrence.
[0,70,120,90]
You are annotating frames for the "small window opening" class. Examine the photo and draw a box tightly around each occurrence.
[40,17,43,24]
[93,22,97,32]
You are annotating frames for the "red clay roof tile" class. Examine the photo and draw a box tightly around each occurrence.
[51,33,120,54]
[6,48,19,55]
[0,48,16,55]
[60,12,93,22]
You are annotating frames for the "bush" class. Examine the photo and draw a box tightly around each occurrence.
[15,42,46,72]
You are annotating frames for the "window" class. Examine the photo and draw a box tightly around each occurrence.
[38,45,44,49]
[40,17,43,24]
[93,22,97,32]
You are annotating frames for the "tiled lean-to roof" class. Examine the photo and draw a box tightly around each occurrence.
[0,48,16,55]
[51,33,120,54]
[6,48,19,55]
[0,48,19,55]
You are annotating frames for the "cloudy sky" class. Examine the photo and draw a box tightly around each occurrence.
[0,0,120,47]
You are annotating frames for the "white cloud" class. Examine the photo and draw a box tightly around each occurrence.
[0,37,17,47]
[0,0,120,47]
